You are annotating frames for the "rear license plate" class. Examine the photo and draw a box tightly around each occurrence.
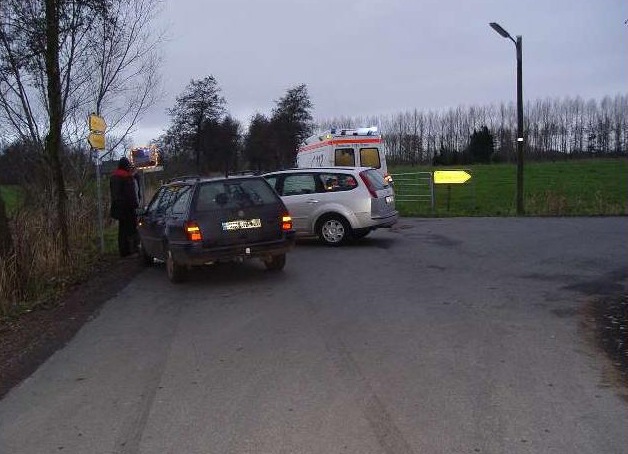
[385,195,394,204]
[222,218,262,231]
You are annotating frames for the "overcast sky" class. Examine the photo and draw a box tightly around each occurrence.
[129,0,626,146]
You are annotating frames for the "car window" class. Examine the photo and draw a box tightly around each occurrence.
[195,179,278,211]
[317,173,357,192]
[335,148,355,166]
[281,174,316,196]
[169,185,193,215]
[147,184,189,215]
[145,187,162,214]
[265,175,279,192]
[360,147,381,169]
[145,187,169,215]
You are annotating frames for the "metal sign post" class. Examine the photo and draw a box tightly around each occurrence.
[95,151,104,253]
[88,113,107,253]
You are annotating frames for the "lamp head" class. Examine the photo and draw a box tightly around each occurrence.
[490,22,511,39]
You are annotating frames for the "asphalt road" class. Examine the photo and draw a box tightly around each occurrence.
[1,217,626,454]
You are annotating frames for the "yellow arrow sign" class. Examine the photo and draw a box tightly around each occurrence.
[88,113,107,133]
[433,170,472,184]
[88,132,106,150]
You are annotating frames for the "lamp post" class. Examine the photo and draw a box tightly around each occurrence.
[490,22,524,215]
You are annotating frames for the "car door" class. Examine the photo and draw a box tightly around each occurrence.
[139,187,168,258]
[274,173,319,234]
[139,185,189,259]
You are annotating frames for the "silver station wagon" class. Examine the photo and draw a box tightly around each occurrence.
[263,167,398,246]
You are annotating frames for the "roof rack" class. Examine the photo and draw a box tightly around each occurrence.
[166,175,201,183]
[227,170,262,176]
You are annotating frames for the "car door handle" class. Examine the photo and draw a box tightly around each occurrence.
[306,199,319,204]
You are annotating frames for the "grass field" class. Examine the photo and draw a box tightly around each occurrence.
[1,158,626,218]
[390,158,627,217]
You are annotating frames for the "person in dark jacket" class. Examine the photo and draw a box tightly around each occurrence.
[110,157,139,257]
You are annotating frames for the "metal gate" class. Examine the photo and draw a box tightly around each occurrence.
[390,171,434,210]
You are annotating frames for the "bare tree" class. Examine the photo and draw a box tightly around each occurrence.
[0,0,164,257]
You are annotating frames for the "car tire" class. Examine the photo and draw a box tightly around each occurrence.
[166,247,187,283]
[317,215,350,246]
[264,253,286,271]
[139,242,153,266]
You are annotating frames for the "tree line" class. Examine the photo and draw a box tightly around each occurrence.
[320,94,628,166]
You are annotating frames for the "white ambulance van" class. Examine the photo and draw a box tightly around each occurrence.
[296,127,392,182]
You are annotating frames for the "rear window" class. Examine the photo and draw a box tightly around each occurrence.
[195,179,279,211]
[360,147,381,169]
[361,169,389,190]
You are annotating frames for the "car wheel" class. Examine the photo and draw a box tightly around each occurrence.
[166,247,187,283]
[264,253,286,271]
[317,215,350,246]
[139,242,153,266]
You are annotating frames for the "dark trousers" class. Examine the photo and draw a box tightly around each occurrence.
[118,213,138,257]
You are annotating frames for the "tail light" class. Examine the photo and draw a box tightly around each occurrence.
[281,214,293,231]
[359,171,378,198]
[185,221,202,242]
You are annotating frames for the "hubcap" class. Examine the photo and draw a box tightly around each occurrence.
[322,220,345,243]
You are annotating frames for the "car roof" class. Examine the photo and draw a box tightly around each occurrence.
[165,174,264,185]
[263,166,373,175]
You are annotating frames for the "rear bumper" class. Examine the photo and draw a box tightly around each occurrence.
[372,211,399,228]
[170,233,296,266]
[354,210,399,229]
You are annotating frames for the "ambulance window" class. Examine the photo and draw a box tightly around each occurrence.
[335,148,355,166]
[360,148,381,169]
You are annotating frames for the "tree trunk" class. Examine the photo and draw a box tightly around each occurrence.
[45,0,69,259]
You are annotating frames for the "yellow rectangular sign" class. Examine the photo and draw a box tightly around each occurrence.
[88,132,106,150]
[88,113,107,133]
[433,170,471,184]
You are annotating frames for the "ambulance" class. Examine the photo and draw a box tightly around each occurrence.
[296,127,392,183]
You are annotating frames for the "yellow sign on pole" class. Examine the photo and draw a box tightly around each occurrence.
[88,132,106,150]
[88,113,107,133]
[433,170,472,185]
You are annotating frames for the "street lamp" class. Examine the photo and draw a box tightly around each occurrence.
[490,22,524,215]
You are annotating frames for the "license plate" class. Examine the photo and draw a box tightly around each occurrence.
[222,218,262,231]
[385,195,394,204]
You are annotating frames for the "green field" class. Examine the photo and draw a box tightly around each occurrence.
[390,158,627,217]
[1,158,627,218]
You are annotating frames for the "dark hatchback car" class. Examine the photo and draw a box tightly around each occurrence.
[137,175,295,283]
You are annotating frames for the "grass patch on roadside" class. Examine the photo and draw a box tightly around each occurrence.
[0,185,22,213]
[391,158,627,217]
